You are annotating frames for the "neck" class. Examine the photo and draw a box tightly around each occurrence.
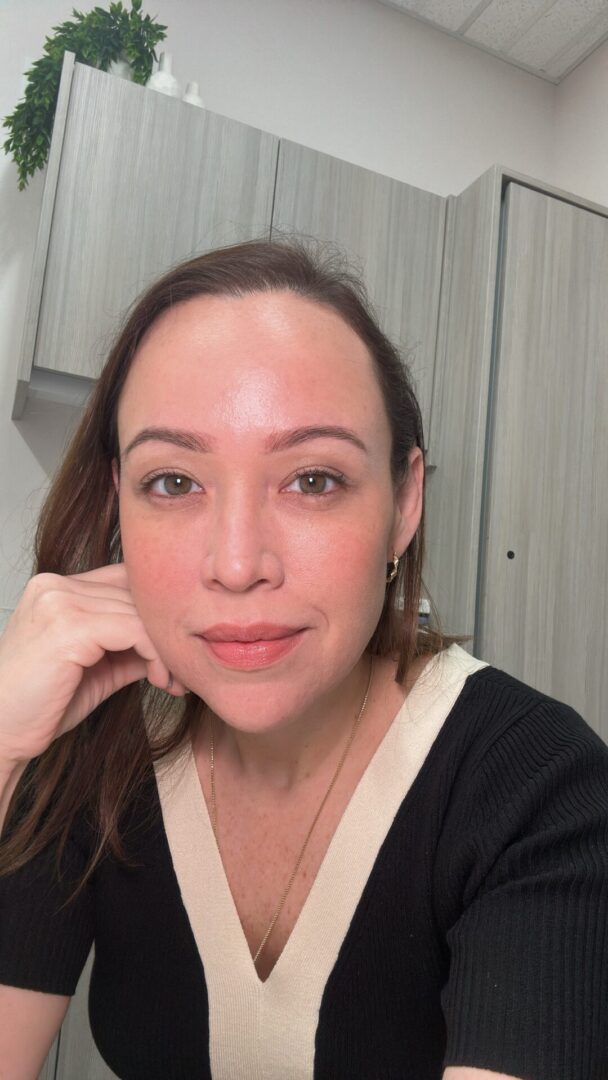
[207,654,374,794]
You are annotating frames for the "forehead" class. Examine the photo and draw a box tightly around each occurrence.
[117,291,389,447]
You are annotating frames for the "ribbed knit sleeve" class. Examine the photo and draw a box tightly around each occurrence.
[437,692,608,1080]
[0,815,94,996]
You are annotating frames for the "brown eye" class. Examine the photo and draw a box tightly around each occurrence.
[163,475,192,496]
[285,470,345,496]
[298,473,331,494]
[145,474,200,497]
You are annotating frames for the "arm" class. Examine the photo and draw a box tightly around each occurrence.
[437,694,608,1080]
[443,1071,524,1080]
[0,984,69,1080]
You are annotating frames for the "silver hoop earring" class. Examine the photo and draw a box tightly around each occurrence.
[386,552,399,584]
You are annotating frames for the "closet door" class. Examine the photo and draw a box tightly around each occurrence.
[272,140,446,452]
[34,63,278,381]
[53,950,118,1079]
[477,182,608,740]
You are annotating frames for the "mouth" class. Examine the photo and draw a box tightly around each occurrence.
[200,623,305,643]
[197,626,307,670]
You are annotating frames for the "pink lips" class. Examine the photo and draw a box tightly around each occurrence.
[201,622,303,642]
[199,623,307,670]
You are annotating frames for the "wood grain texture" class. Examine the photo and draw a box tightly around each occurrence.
[271,139,447,444]
[477,182,608,740]
[54,950,118,1079]
[13,52,76,419]
[423,166,503,640]
[33,63,278,381]
[37,1037,59,1080]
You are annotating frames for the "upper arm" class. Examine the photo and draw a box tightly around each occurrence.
[438,697,608,1078]
[0,983,69,1079]
[443,1071,524,1080]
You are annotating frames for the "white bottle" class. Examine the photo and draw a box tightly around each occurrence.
[146,52,180,98]
[107,55,133,80]
[183,81,204,108]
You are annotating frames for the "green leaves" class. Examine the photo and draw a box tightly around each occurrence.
[2,1,168,189]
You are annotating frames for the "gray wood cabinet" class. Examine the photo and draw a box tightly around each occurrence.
[425,168,608,742]
[15,58,447,462]
[477,182,608,741]
[272,140,446,450]
[37,1038,59,1080]
[15,56,279,411]
[423,166,503,644]
[52,951,117,1080]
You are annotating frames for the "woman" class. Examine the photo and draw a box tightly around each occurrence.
[0,240,606,1080]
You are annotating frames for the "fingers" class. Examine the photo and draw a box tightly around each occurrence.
[69,562,130,583]
[21,568,189,696]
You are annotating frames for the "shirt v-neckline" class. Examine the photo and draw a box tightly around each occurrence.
[153,644,488,1079]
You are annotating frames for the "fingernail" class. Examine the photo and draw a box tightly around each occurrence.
[167,673,174,691]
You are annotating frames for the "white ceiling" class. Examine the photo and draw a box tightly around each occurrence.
[377,0,608,82]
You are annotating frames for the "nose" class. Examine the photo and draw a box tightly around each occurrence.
[200,480,284,593]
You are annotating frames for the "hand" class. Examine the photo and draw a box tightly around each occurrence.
[0,563,186,767]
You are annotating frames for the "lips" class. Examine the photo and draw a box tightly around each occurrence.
[198,624,307,669]
[200,622,304,643]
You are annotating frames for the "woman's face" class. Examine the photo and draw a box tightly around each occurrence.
[115,290,423,732]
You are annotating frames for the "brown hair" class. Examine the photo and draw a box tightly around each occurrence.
[0,239,466,894]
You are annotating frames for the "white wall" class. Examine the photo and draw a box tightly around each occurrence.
[0,0,586,613]
[554,37,608,207]
[163,0,557,197]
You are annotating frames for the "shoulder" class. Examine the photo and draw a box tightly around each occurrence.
[436,644,607,763]
[425,648,608,877]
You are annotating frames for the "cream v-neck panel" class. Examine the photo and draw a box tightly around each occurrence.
[153,643,488,1079]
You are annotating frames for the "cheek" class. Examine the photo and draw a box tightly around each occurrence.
[119,512,195,615]
[295,520,388,616]
[119,503,390,609]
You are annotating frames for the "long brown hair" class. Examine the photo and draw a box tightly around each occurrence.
[0,239,466,893]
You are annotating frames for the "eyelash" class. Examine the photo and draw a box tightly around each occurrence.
[138,467,348,500]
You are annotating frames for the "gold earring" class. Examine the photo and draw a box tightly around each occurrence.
[386,552,399,584]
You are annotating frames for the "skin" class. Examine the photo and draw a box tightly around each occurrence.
[113,297,526,1080]
[113,289,424,789]
[0,296,522,1078]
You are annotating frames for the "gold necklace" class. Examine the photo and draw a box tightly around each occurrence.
[209,656,374,966]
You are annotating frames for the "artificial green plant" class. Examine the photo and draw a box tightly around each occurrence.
[3,0,167,190]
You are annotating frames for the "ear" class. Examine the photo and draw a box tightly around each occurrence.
[389,447,424,558]
[111,458,120,495]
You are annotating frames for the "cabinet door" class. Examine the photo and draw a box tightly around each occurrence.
[477,182,608,740]
[37,1038,59,1080]
[272,141,446,448]
[54,949,118,1079]
[34,64,278,380]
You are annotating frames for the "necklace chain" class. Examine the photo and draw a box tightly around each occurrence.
[209,656,374,966]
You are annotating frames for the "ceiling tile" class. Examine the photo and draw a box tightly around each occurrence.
[544,6,608,77]
[376,0,608,81]
[508,0,607,68]
[387,0,489,33]
[465,0,556,53]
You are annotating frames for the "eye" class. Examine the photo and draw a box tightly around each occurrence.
[285,469,346,496]
[142,472,202,498]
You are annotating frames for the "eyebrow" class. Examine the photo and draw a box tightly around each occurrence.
[121,425,369,461]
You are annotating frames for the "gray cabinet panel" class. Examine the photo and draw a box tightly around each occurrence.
[38,1037,59,1080]
[34,64,278,380]
[272,140,446,448]
[478,182,608,739]
[54,950,118,1079]
[423,167,503,640]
